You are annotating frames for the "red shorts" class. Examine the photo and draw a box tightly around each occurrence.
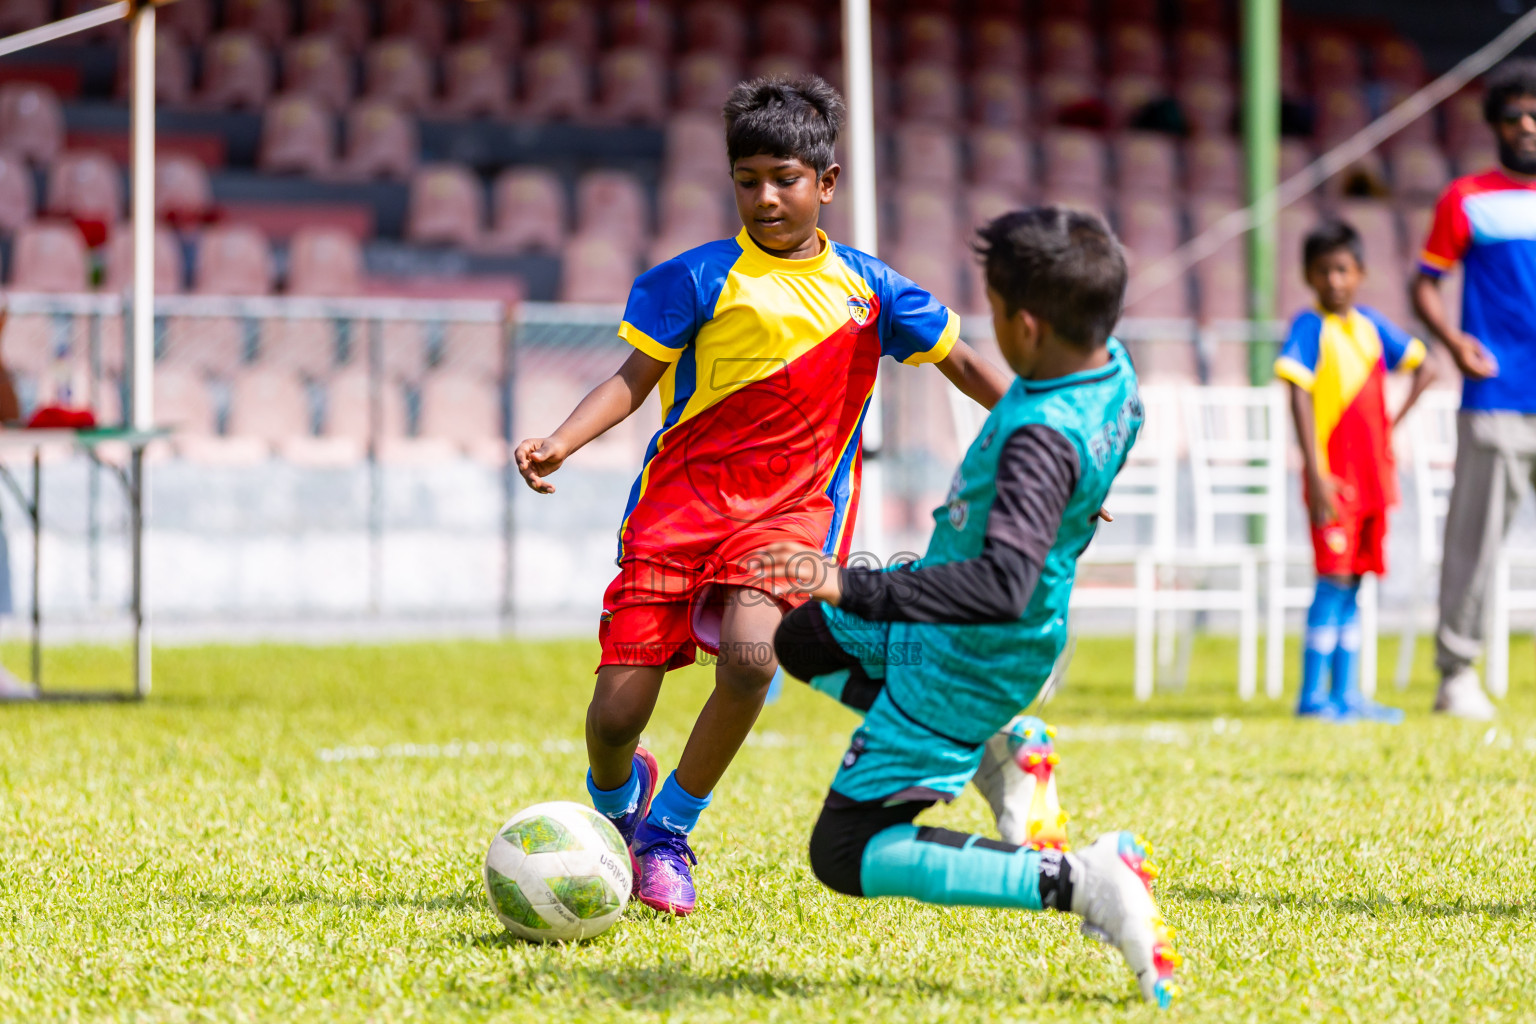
[1309,507,1387,577]
[596,522,822,672]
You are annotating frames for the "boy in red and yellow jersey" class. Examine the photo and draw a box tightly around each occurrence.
[1275,219,1436,722]
[514,76,1010,914]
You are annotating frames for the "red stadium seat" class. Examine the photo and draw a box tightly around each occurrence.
[195,224,275,295]
[458,0,524,57]
[759,5,818,61]
[118,27,193,106]
[1042,129,1106,197]
[964,187,1021,234]
[900,12,959,66]
[1176,0,1229,31]
[339,99,419,181]
[363,38,434,114]
[1036,72,1097,125]
[1278,204,1322,314]
[486,166,567,254]
[406,164,484,247]
[682,1,745,61]
[1106,74,1164,130]
[674,51,738,115]
[382,0,448,55]
[559,234,639,303]
[968,127,1032,195]
[225,0,292,48]
[103,225,184,294]
[520,42,591,120]
[597,47,668,124]
[226,368,312,445]
[153,368,217,436]
[1115,133,1178,199]
[1108,24,1165,79]
[1280,39,1304,96]
[0,0,52,35]
[1177,78,1234,136]
[324,369,407,442]
[303,0,370,52]
[1374,37,1426,88]
[574,169,648,248]
[419,372,500,449]
[820,56,893,123]
[611,0,675,54]
[1039,19,1096,78]
[1305,31,1362,89]
[657,179,728,239]
[160,0,212,47]
[1391,142,1451,203]
[0,150,35,235]
[1173,29,1230,83]
[1337,200,1411,322]
[9,222,88,291]
[536,0,599,54]
[1185,136,1241,197]
[1107,0,1159,21]
[259,94,336,176]
[1443,89,1486,155]
[154,153,213,227]
[892,123,960,189]
[887,241,964,311]
[1455,142,1498,179]
[664,112,728,183]
[0,82,64,166]
[200,31,274,110]
[441,41,513,117]
[282,33,354,112]
[971,17,1026,75]
[1315,88,1369,147]
[971,69,1029,130]
[1378,84,1436,146]
[1118,200,1184,315]
[750,54,813,80]
[891,188,959,250]
[897,63,961,124]
[1189,197,1245,318]
[287,226,363,296]
[46,149,122,233]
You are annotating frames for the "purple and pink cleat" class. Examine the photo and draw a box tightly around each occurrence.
[597,746,698,916]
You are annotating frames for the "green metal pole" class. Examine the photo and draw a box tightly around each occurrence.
[1243,0,1281,385]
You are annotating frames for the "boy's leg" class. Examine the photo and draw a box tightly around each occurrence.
[1299,576,1349,717]
[1329,526,1404,723]
[585,663,666,848]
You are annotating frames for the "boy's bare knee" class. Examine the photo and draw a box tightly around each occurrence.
[714,652,776,698]
[587,697,647,749]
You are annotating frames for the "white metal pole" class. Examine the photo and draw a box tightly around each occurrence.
[130,0,154,431]
[842,0,885,561]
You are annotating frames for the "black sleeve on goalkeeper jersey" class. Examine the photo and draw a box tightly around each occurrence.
[836,423,1080,624]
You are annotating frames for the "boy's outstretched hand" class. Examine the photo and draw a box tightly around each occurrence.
[514,436,571,494]
[757,541,841,605]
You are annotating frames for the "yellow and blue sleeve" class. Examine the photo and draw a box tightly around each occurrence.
[1360,305,1426,373]
[617,257,699,364]
[1273,310,1322,391]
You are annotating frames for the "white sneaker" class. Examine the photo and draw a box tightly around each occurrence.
[1071,831,1181,1008]
[971,716,1070,849]
[1433,667,1496,721]
[0,665,36,700]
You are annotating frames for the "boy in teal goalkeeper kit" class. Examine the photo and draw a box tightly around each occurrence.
[765,208,1181,1008]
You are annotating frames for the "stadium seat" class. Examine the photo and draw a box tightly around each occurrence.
[674,51,738,115]
[1173,28,1230,83]
[259,94,336,176]
[225,368,312,445]
[1120,201,1187,316]
[1280,39,1305,96]
[8,222,88,291]
[964,186,1020,233]
[892,123,960,189]
[682,1,746,61]
[891,188,958,251]
[363,38,434,114]
[758,4,818,61]
[574,169,648,248]
[657,179,728,240]
[339,99,419,181]
[103,224,183,294]
[323,368,407,442]
[969,128,1032,195]
[287,226,363,296]
[1443,89,1486,155]
[1455,142,1498,178]
[406,164,484,247]
[441,40,512,117]
[457,0,523,57]
[0,150,35,235]
[282,33,354,112]
[195,224,276,295]
[1042,129,1107,197]
[1305,31,1362,89]
[1185,136,1241,197]
[485,166,567,254]
[1374,37,1426,88]
[1176,0,1229,30]
[1315,87,1369,146]
[225,0,292,48]
[900,12,959,66]
[418,372,501,452]
[520,42,591,120]
[118,27,193,106]
[303,0,370,52]
[1376,84,1437,147]
[46,149,122,236]
[1107,23,1165,79]
[1106,0,1159,21]
[1106,74,1164,130]
[596,47,668,124]
[750,53,812,80]
[536,0,599,55]
[970,69,1028,130]
[611,0,675,53]
[0,82,64,166]
[152,367,217,436]
[897,63,961,124]
[1177,79,1234,136]
[1114,133,1178,199]
[887,241,964,311]
[971,17,1026,74]
[1036,72,1097,125]
[382,0,448,55]
[1391,142,1451,202]
[200,31,274,110]
[0,0,51,36]
[820,56,893,123]
[1277,204,1321,315]
[1039,19,1096,78]
[664,112,728,183]
[1280,138,1316,182]
[159,0,211,46]
[559,234,639,303]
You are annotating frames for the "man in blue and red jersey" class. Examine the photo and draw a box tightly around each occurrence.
[1412,58,1536,720]
[514,76,1014,915]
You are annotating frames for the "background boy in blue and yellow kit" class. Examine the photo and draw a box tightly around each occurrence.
[1275,219,1437,722]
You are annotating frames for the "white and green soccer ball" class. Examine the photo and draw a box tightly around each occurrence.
[484,801,633,942]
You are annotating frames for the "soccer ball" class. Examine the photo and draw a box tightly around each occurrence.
[484,801,633,942]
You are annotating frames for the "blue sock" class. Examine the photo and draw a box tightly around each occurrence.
[586,765,641,821]
[860,825,1050,910]
[1300,580,1348,714]
[644,771,711,836]
[1330,585,1362,708]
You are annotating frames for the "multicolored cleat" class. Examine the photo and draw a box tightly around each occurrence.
[631,820,698,916]
[597,746,659,893]
[973,715,1071,850]
[1071,831,1181,1009]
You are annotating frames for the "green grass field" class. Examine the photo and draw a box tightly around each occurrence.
[3,636,1534,1022]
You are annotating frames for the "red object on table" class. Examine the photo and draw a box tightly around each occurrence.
[26,406,97,430]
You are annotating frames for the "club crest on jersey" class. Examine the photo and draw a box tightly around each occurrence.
[847,296,872,326]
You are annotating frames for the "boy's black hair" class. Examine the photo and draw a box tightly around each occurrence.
[1302,218,1365,272]
[722,75,845,174]
[974,206,1127,350]
[1483,58,1536,124]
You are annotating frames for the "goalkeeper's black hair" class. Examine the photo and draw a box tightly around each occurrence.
[1483,58,1536,124]
[1302,218,1365,273]
[723,75,845,174]
[973,206,1127,351]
